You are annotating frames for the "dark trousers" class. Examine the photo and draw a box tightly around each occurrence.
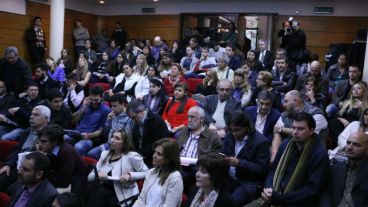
[0,167,18,192]
[29,46,45,67]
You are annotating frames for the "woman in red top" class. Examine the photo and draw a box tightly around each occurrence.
[163,63,186,97]
[162,82,197,133]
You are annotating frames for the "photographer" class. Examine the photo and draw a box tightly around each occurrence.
[281,19,307,66]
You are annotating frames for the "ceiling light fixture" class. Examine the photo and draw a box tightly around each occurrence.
[99,0,105,4]
[153,0,158,2]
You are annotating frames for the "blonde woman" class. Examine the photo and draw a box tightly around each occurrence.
[232,69,252,108]
[72,56,91,87]
[133,54,149,77]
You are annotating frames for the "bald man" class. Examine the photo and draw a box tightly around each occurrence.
[272,90,328,161]
[294,61,329,96]
[320,131,368,207]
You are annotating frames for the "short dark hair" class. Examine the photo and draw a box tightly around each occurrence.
[293,112,316,129]
[257,90,274,103]
[27,81,39,89]
[127,99,145,113]
[228,111,255,134]
[89,86,104,97]
[109,93,127,104]
[38,124,65,146]
[35,63,48,72]
[34,16,41,22]
[24,152,50,179]
[46,88,64,101]
[196,153,229,190]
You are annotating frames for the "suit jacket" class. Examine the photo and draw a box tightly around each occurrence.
[319,159,368,207]
[7,179,57,207]
[222,131,270,194]
[204,95,241,126]
[0,94,16,115]
[272,68,297,93]
[37,76,60,99]
[256,50,273,71]
[244,106,281,141]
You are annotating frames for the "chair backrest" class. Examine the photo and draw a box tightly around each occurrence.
[0,192,10,207]
[187,78,203,94]
[0,141,19,162]
[81,156,98,176]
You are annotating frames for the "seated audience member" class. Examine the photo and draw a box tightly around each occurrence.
[36,124,87,189]
[0,80,16,127]
[72,56,91,87]
[256,39,273,71]
[45,56,66,83]
[246,49,263,72]
[272,90,328,161]
[91,51,111,84]
[222,111,270,206]
[294,60,329,96]
[188,37,201,59]
[82,39,97,65]
[62,73,85,113]
[127,100,168,166]
[245,90,281,141]
[329,81,368,146]
[204,79,241,138]
[326,53,349,90]
[186,153,235,207]
[0,83,45,141]
[46,89,72,128]
[214,56,234,81]
[195,70,219,96]
[209,41,226,60]
[226,44,242,71]
[65,86,111,156]
[170,40,183,64]
[180,46,198,75]
[88,93,131,160]
[109,52,124,79]
[189,47,217,77]
[121,42,136,67]
[0,46,32,97]
[56,48,73,75]
[0,106,50,191]
[271,57,296,95]
[162,82,197,133]
[52,193,83,207]
[302,76,327,110]
[163,63,186,97]
[158,52,174,79]
[142,78,168,116]
[142,45,155,66]
[108,39,120,60]
[132,54,149,77]
[241,61,258,89]
[109,64,140,102]
[320,131,368,207]
[250,71,282,112]
[88,129,148,206]
[247,112,329,207]
[232,69,252,108]
[133,138,183,207]
[7,152,58,207]
[135,65,159,101]
[326,64,362,118]
[34,63,60,99]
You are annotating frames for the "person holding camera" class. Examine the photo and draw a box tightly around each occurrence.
[281,19,307,66]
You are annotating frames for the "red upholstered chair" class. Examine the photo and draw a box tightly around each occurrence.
[89,83,111,92]
[0,141,19,162]
[181,193,188,206]
[187,78,203,94]
[81,156,98,166]
[0,192,10,207]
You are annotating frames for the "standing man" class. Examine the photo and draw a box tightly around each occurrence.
[111,21,127,49]
[257,39,273,71]
[73,19,90,58]
[25,16,46,66]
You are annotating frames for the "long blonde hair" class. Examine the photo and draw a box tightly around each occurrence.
[74,56,89,80]
[133,54,148,75]
[232,69,250,92]
[338,81,368,116]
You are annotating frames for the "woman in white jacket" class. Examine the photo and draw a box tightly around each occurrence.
[88,129,148,206]
[133,138,183,207]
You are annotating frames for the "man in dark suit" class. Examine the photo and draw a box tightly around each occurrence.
[34,63,60,100]
[7,152,57,207]
[245,90,281,141]
[204,79,241,138]
[127,100,168,166]
[222,111,270,207]
[0,80,16,118]
[271,57,296,95]
[320,131,368,207]
[25,16,46,66]
[257,39,273,71]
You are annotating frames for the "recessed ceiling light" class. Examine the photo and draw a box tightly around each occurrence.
[99,0,105,4]
[153,0,158,2]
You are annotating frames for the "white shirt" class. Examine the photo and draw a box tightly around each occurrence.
[214,66,234,81]
[212,100,227,129]
[229,136,248,180]
[209,47,226,60]
[255,110,269,134]
[146,178,162,207]
[135,76,150,99]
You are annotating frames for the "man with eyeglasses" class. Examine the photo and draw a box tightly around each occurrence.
[222,111,270,207]
[204,79,241,138]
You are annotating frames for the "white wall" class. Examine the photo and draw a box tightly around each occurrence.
[0,0,26,15]
[80,1,368,17]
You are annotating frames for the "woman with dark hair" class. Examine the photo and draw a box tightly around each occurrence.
[163,63,186,97]
[108,39,120,60]
[52,193,84,207]
[326,53,349,89]
[186,153,235,207]
[88,129,148,207]
[142,45,155,66]
[195,70,219,96]
[162,82,197,133]
[133,138,183,207]
[142,78,168,115]
[170,40,183,63]
[158,52,173,79]
[109,64,140,101]
[121,42,136,67]
[302,76,327,110]
[246,49,263,72]
[135,65,161,101]
[91,51,111,83]
[109,52,124,79]
[57,48,73,75]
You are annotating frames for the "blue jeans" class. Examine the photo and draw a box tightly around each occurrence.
[0,126,24,141]
[87,143,110,160]
[326,103,339,118]
[64,134,93,156]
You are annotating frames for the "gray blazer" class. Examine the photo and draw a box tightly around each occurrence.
[204,94,241,126]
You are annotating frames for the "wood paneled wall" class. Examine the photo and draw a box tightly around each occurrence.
[274,16,368,64]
